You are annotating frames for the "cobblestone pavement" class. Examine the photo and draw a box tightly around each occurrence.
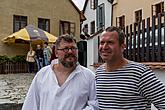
[0,73,35,104]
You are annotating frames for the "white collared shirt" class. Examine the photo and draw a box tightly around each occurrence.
[22,59,98,110]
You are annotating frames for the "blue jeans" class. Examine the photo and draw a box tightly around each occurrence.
[36,57,43,71]
[44,58,50,66]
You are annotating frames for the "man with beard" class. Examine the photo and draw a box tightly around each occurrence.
[22,35,98,110]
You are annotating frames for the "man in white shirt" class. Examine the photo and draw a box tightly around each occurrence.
[22,34,98,110]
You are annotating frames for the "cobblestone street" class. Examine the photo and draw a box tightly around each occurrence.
[0,73,35,104]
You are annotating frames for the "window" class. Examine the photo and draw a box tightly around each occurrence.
[38,18,50,32]
[13,15,27,32]
[135,9,142,23]
[90,0,98,9]
[90,21,95,34]
[60,21,75,35]
[152,2,164,16]
[96,3,105,30]
[116,15,125,29]
[83,24,88,35]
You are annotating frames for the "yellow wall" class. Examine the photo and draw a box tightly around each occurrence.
[0,0,80,56]
[112,0,163,26]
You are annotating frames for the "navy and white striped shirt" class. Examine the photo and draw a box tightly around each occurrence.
[96,61,165,109]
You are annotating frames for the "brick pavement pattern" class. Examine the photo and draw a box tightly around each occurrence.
[0,73,35,104]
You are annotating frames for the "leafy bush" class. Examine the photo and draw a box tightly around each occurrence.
[0,55,10,62]
[10,55,26,62]
[0,55,26,63]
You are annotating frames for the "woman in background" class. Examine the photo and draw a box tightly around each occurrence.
[26,46,35,73]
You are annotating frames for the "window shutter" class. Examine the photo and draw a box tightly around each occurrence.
[101,4,105,28]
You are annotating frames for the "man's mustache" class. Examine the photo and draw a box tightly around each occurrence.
[64,54,76,58]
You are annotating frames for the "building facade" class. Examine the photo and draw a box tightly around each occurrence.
[0,0,81,56]
[81,0,113,71]
[112,0,164,28]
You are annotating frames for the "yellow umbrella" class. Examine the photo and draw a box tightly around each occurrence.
[2,25,57,44]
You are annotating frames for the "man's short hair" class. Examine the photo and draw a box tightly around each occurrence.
[104,26,125,45]
[55,34,76,49]
[44,42,48,45]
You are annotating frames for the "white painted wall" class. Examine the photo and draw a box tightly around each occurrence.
[87,35,99,71]
[87,38,95,71]
[82,0,113,69]
[81,0,96,70]
[81,0,96,35]
[88,0,113,69]
[98,0,113,29]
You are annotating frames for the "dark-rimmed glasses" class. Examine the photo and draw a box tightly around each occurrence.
[57,47,78,53]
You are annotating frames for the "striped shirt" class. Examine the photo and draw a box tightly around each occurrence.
[96,61,165,109]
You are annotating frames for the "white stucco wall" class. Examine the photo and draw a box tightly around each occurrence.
[105,3,112,28]
[81,0,96,70]
[81,0,96,35]
[98,0,113,28]
[87,1,113,70]
[82,0,113,70]
[87,36,99,71]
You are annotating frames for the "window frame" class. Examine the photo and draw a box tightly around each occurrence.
[38,18,50,32]
[135,9,142,23]
[59,20,76,36]
[116,15,125,29]
[90,21,95,34]
[13,15,27,32]
[90,0,98,10]
[96,3,105,31]
[152,2,164,16]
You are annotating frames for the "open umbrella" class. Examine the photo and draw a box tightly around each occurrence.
[2,25,57,44]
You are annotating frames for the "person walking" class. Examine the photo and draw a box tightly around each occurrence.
[96,26,165,109]
[26,46,35,73]
[22,35,98,110]
[35,44,44,71]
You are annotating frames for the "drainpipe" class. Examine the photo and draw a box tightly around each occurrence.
[111,3,114,26]
[107,0,114,26]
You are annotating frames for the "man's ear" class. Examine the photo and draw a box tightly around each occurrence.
[55,49,59,57]
[121,43,126,53]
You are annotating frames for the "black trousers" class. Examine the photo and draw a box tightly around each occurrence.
[28,62,35,73]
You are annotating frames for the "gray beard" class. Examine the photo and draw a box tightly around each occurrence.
[61,61,75,68]
[59,54,77,68]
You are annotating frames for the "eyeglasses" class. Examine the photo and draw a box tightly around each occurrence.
[57,47,78,53]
